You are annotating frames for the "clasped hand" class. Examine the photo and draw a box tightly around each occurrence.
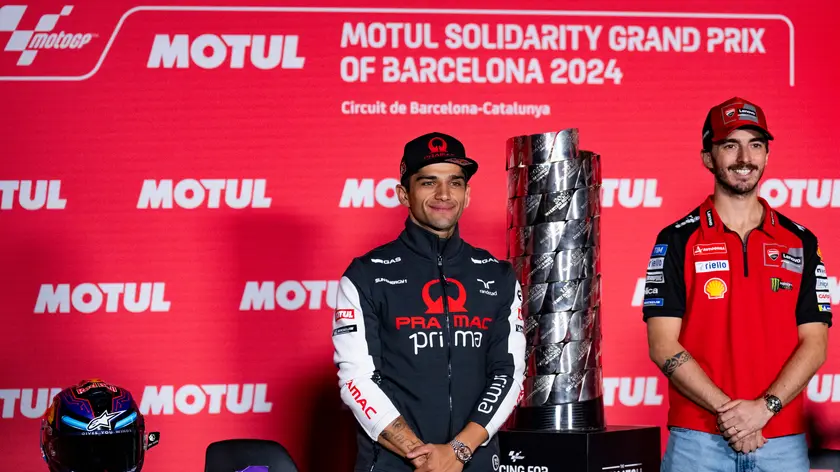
[716,399,774,453]
[406,444,464,472]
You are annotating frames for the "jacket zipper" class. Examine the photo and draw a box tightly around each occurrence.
[438,253,455,439]
[367,440,379,472]
[742,231,751,277]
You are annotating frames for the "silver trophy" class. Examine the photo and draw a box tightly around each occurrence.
[506,129,605,432]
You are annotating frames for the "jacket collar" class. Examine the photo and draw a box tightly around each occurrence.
[699,194,779,239]
[399,217,465,261]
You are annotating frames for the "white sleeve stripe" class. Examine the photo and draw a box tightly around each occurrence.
[482,280,527,444]
[333,275,400,441]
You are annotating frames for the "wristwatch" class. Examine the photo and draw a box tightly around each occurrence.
[449,439,473,464]
[763,393,782,415]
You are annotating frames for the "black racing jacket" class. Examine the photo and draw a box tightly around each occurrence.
[332,218,526,472]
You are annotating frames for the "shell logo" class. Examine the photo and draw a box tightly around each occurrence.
[704,278,727,299]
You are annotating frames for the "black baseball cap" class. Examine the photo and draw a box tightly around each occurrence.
[399,132,479,187]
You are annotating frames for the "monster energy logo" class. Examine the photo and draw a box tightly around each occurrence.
[770,277,793,292]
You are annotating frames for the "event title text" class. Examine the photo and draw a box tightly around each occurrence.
[339,22,766,85]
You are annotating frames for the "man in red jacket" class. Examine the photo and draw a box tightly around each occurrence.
[642,97,832,471]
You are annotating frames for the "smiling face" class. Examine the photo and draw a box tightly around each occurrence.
[703,128,769,197]
[396,163,471,238]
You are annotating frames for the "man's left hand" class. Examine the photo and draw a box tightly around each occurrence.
[716,399,774,443]
[406,444,464,472]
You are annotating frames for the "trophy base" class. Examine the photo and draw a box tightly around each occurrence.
[512,397,606,431]
[498,425,662,472]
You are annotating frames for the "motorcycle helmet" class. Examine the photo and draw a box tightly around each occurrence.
[40,379,160,472]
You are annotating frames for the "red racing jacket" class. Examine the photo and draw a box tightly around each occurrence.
[642,195,832,438]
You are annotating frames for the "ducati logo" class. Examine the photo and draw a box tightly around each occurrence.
[422,279,467,314]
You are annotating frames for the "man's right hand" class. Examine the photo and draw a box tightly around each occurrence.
[731,429,767,454]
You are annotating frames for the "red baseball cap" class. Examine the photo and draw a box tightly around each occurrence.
[702,96,773,149]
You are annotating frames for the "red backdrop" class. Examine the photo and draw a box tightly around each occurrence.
[2,0,839,470]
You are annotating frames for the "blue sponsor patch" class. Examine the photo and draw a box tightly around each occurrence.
[652,244,668,257]
[818,304,832,312]
[643,298,664,307]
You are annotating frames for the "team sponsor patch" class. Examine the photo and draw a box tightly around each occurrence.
[781,253,802,266]
[335,309,355,321]
[693,243,727,256]
[816,277,830,290]
[675,214,700,228]
[695,260,729,273]
[770,277,794,292]
[817,291,832,304]
[764,243,787,266]
[645,287,659,296]
[643,298,664,307]
[705,209,714,227]
[648,257,665,270]
[652,244,668,256]
[332,325,358,336]
[646,271,665,284]
[818,304,832,312]
[704,278,727,299]
[816,264,827,277]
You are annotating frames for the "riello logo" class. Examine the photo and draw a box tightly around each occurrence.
[137,179,272,209]
[34,283,171,314]
[240,281,338,311]
[0,180,66,210]
[147,34,305,69]
[0,5,96,67]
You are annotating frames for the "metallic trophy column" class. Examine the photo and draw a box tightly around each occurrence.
[506,129,605,431]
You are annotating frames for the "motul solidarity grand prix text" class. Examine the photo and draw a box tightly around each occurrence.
[339,21,769,85]
[337,20,774,119]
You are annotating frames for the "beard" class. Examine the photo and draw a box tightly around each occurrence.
[711,160,764,197]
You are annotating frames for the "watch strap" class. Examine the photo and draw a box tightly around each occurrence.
[449,439,472,464]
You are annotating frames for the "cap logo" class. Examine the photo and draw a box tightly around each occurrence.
[429,137,447,153]
[445,158,472,166]
[725,107,736,117]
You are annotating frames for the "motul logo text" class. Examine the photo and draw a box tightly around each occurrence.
[34,283,171,314]
[147,34,305,69]
[603,377,664,406]
[137,179,272,209]
[600,179,662,208]
[760,179,840,208]
[140,384,272,415]
[0,180,66,210]
[240,281,338,311]
[339,178,401,208]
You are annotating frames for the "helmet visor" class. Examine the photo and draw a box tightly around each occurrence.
[52,432,142,472]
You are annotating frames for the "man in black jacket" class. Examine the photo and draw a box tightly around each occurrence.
[332,132,527,472]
